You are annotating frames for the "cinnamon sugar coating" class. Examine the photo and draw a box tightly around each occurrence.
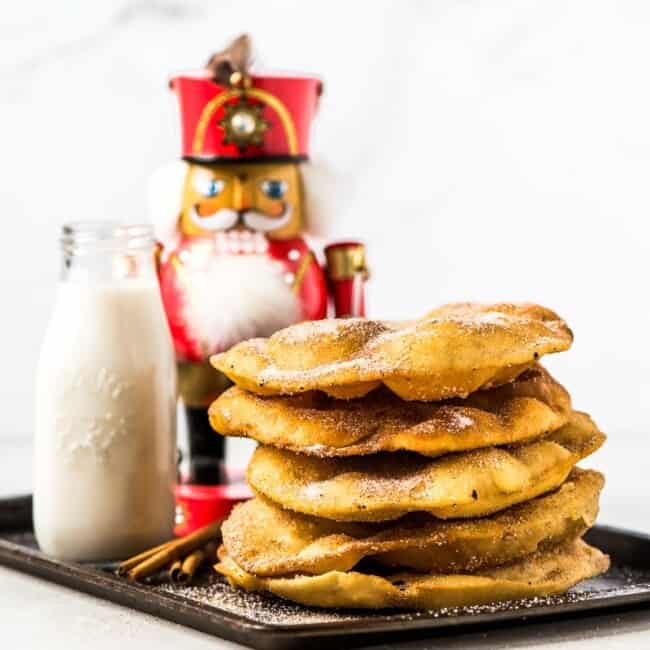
[215,538,609,610]
[222,469,603,576]
[210,365,571,457]
[209,302,610,610]
[211,303,573,401]
[246,412,605,522]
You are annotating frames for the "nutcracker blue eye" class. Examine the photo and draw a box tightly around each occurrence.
[261,179,288,200]
[193,176,225,198]
[205,179,225,197]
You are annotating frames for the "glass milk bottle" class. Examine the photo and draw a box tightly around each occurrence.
[34,223,177,561]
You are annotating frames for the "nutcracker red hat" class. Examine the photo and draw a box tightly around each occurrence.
[171,35,322,162]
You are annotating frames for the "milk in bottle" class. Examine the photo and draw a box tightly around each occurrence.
[34,223,177,561]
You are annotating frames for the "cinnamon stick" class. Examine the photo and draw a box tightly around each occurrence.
[176,540,219,584]
[168,559,183,582]
[178,549,205,584]
[116,540,174,576]
[127,519,223,581]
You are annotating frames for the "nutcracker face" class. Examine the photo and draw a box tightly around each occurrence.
[179,162,303,240]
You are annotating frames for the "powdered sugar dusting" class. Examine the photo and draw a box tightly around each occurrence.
[0,532,646,634]
[302,483,324,500]
[274,318,370,345]
[448,412,475,431]
[302,443,328,455]
[470,311,509,327]
[214,366,571,458]
[152,566,647,626]
[258,356,379,384]
[217,303,573,401]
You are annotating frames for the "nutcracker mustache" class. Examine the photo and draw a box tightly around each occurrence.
[189,205,293,233]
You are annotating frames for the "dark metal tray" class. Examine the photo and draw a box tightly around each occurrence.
[2,494,650,650]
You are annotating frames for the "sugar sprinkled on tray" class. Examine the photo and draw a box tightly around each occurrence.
[153,569,646,627]
[1,531,649,631]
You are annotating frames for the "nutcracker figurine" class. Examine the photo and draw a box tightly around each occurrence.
[149,35,368,527]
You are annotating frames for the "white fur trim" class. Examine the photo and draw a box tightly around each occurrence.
[300,158,355,237]
[147,160,188,250]
[179,253,302,355]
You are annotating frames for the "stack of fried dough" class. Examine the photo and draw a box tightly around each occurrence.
[209,303,609,610]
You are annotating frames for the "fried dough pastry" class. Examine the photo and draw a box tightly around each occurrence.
[216,539,609,610]
[211,303,572,400]
[222,469,603,576]
[247,412,605,522]
[210,365,571,457]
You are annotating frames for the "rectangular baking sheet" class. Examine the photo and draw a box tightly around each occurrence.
[2,494,650,650]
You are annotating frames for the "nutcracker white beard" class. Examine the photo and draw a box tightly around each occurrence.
[179,253,302,356]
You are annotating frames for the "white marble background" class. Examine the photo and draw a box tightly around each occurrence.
[1,0,650,524]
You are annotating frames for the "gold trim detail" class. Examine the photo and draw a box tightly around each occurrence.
[219,101,269,151]
[292,251,313,294]
[170,254,187,284]
[325,244,369,281]
[192,88,299,156]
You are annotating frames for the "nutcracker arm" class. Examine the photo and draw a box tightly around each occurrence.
[324,242,369,318]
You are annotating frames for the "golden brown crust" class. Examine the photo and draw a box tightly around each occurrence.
[246,412,605,522]
[210,365,571,457]
[211,303,573,401]
[215,538,609,610]
[222,469,603,576]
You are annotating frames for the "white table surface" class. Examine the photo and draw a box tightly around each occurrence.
[2,437,650,650]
